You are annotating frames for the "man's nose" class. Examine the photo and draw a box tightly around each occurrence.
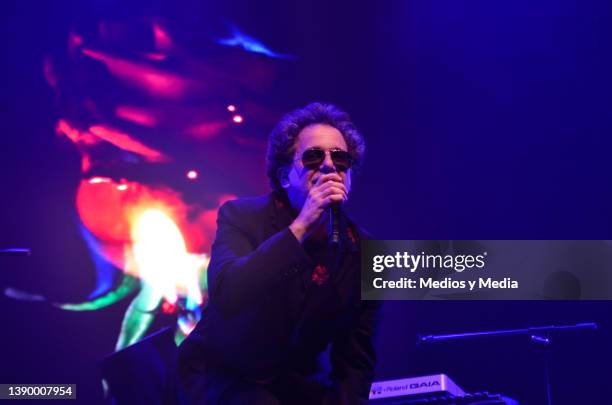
[319,152,336,173]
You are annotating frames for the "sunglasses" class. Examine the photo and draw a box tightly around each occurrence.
[300,148,353,172]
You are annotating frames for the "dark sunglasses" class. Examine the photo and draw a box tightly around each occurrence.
[301,148,353,172]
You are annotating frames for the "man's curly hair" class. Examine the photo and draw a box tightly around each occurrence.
[266,102,365,192]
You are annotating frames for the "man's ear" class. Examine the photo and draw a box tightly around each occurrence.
[277,167,290,188]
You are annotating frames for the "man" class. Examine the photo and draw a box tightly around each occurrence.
[178,102,380,404]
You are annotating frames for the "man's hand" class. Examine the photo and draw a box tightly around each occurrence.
[289,173,347,242]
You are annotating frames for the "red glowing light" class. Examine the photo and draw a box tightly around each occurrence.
[186,170,198,180]
[88,125,168,162]
[232,115,243,124]
[67,32,83,50]
[89,177,111,184]
[183,121,227,139]
[82,48,189,99]
[115,105,157,127]
[153,23,173,51]
[161,300,177,314]
[143,52,167,61]
[227,104,236,112]
[56,119,98,145]
[43,57,57,88]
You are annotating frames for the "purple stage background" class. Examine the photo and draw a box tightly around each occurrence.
[1,1,611,403]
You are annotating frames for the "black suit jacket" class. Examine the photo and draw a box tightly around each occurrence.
[179,193,380,404]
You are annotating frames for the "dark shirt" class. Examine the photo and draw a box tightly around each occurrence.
[178,193,380,404]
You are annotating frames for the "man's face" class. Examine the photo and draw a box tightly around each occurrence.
[283,123,352,210]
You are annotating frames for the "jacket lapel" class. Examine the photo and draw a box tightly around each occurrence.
[270,192,295,232]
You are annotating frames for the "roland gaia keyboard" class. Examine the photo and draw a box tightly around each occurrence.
[369,374,518,404]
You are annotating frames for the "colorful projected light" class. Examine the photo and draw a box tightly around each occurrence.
[7,14,290,350]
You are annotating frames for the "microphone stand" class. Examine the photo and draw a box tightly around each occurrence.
[0,248,31,256]
[418,322,598,405]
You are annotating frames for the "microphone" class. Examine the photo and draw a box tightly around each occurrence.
[329,204,340,245]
